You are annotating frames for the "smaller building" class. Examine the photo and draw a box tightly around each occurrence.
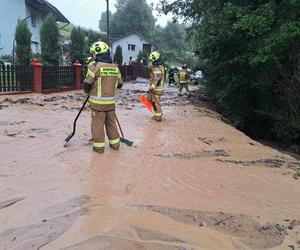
[111,32,155,65]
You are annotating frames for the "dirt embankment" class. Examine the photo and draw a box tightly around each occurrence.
[0,79,300,250]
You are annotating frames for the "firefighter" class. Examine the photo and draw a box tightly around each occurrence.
[177,64,190,96]
[168,67,175,86]
[148,51,165,121]
[83,41,123,153]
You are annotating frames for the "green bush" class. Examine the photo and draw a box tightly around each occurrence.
[40,14,60,65]
[162,0,300,143]
[113,45,123,65]
[70,26,85,64]
[15,20,32,65]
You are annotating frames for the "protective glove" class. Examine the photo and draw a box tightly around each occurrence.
[83,82,92,95]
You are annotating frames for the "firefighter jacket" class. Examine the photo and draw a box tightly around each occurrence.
[150,65,165,95]
[84,61,123,112]
[178,69,190,84]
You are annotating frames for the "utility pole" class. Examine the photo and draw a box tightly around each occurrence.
[106,0,109,44]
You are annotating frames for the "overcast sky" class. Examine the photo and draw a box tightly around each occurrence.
[47,0,173,30]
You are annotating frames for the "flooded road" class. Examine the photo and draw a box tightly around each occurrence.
[0,79,300,249]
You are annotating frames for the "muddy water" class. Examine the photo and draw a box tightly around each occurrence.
[0,80,300,250]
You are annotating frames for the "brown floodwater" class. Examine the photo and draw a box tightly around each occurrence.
[0,80,300,250]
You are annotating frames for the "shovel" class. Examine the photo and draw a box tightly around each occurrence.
[115,115,133,146]
[64,96,89,147]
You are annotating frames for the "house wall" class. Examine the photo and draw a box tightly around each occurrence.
[25,6,45,54]
[0,0,51,59]
[0,0,26,57]
[111,33,153,65]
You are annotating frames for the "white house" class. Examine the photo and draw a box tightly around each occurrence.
[111,32,155,65]
[0,0,69,58]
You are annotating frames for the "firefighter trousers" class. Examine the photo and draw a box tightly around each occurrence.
[178,82,189,94]
[148,92,162,121]
[91,109,120,153]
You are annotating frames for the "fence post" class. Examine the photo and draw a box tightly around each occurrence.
[125,65,128,81]
[73,60,82,90]
[132,63,136,80]
[31,59,43,93]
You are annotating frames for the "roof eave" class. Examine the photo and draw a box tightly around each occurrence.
[25,0,69,23]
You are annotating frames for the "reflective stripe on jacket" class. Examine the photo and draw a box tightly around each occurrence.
[178,69,189,83]
[84,62,122,111]
[150,65,165,95]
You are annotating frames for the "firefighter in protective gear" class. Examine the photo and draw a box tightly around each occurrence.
[177,64,190,96]
[168,67,175,86]
[83,41,123,153]
[148,51,165,121]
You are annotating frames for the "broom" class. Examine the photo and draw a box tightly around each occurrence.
[115,115,134,146]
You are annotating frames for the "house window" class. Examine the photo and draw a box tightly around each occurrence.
[128,44,136,51]
[31,41,39,54]
[31,14,37,28]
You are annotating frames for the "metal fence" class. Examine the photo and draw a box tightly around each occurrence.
[0,65,33,92]
[134,63,144,77]
[42,66,75,90]
[79,63,145,82]
[0,63,147,94]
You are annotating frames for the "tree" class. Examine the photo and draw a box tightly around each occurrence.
[98,11,113,32]
[137,50,149,65]
[40,14,60,65]
[111,0,155,37]
[153,21,188,63]
[70,26,85,63]
[160,0,300,143]
[113,45,123,65]
[87,29,107,46]
[15,20,32,65]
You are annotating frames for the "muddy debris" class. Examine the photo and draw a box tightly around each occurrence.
[198,137,213,145]
[198,137,225,145]
[30,128,49,134]
[287,220,300,230]
[132,204,285,249]
[4,129,22,137]
[0,198,24,210]
[156,149,230,160]
[216,158,286,168]
[217,158,300,180]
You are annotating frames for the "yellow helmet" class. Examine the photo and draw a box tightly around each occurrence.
[149,51,160,62]
[90,41,110,55]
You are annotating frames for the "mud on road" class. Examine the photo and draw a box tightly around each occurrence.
[0,79,300,250]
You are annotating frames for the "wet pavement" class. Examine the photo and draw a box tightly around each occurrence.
[0,79,300,250]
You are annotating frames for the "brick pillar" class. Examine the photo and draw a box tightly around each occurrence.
[31,59,43,93]
[73,60,82,90]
